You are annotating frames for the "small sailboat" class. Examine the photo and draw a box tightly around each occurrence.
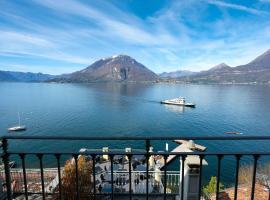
[8,113,27,132]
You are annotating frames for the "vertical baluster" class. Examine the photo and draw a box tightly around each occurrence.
[55,154,62,200]
[173,174,175,187]
[128,154,132,200]
[146,139,150,200]
[142,171,144,191]
[216,155,223,200]
[1,138,12,200]
[234,155,241,200]
[37,154,45,200]
[164,155,168,200]
[138,172,141,191]
[251,155,259,200]
[92,154,96,200]
[181,155,186,200]
[168,174,170,186]
[74,154,80,200]
[19,154,28,200]
[110,154,114,200]
[174,172,176,186]
[198,155,204,200]
[117,172,119,186]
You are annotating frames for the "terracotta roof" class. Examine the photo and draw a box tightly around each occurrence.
[211,183,269,200]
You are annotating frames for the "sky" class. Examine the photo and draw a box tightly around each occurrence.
[0,0,270,75]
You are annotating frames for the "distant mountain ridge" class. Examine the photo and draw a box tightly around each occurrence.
[236,49,270,71]
[1,49,270,83]
[207,63,231,72]
[0,71,55,82]
[159,70,196,78]
[55,55,158,82]
[161,49,270,83]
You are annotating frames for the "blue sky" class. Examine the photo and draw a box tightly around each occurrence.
[0,0,270,75]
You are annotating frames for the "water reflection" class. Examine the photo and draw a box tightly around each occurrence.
[163,104,185,113]
[76,83,156,108]
[81,82,152,96]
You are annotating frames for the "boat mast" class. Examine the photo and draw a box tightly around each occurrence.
[18,112,21,126]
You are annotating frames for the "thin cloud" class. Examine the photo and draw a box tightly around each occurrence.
[32,0,180,46]
[1,0,270,74]
[0,30,54,47]
[0,50,90,65]
[207,0,270,15]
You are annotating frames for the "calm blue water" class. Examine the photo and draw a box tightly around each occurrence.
[1,82,270,185]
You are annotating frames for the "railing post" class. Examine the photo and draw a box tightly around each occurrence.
[146,139,150,200]
[127,154,132,200]
[91,154,96,200]
[251,155,259,200]
[163,154,168,200]
[234,155,241,200]
[180,155,186,200]
[216,154,223,200]
[1,138,12,200]
[110,154,115,200]
[37,154,45,200]
[55,154,62,200]
[73,154,80,200]
[19,153,28,200]
[198,155,204,200]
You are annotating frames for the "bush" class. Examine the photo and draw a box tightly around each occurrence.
[61,156,94,200]
[203,176,224,200]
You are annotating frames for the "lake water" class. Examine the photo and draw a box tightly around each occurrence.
[1,82,270,186]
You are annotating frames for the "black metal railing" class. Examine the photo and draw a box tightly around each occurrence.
[0,135,270,200]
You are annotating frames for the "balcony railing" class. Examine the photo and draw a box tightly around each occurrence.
[0,135,270,200]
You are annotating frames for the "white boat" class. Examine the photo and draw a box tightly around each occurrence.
[161,97,196,107]
[8,113,27,132]
[225,132,243,135]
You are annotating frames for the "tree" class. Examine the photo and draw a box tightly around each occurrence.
[203,176,224,200]
[61,156,94,200]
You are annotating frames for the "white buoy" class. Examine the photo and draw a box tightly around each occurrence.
[102,147,109,160]
[125,147,132,160]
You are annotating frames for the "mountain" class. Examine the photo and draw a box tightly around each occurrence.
[57,55,158,82]
[179,49,270,84]
[195,63,232,76]
[176,63,233,83]
[0,71,55,82]
[236,49,270,71]
[159,70,196,78]
[0,71,18,81]
[207,63,232,72]
[2,49,270,84]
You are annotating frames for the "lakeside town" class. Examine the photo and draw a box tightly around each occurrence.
[1,0,270,199]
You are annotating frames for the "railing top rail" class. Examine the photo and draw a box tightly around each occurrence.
[1,135,270,141]
[5,151,270,155]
